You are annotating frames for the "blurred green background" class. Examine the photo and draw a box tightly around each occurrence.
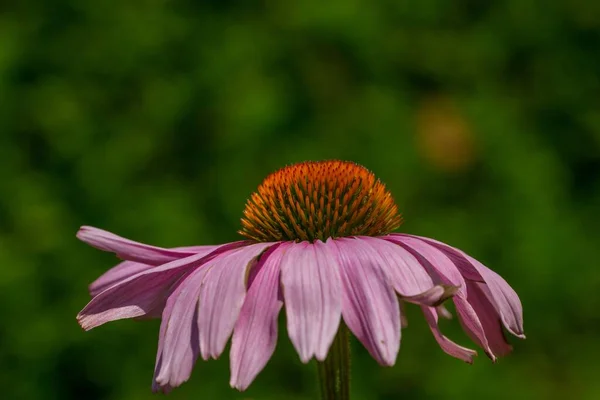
[1,0,599,399]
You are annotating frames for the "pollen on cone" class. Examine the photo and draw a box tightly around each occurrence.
[239,160,402,242]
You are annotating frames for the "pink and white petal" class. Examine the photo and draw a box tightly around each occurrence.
[174,245,224,253]
[152,290,178,394]
[387,236,497,359]
[198,243,275,360]
[154,267,208,389]
[460,255,524,338]
[77,226,198,265]
[403,235,524,338]
[230,244,286,391]
[385,235,466,291]
[333,238,400,366]
[421,306,477,363]
[453,296,496,360]
[401,284,458,307]
[89,261,151,297]
[466,281,513,356]
[361,237,450,299]
[280,240,342,363]
[77,250,223,330]
[87,241,247,298]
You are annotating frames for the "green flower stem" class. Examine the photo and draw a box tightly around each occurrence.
[317,323,351,400]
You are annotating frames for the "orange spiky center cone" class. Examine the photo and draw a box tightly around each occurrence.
[239,160,403,242]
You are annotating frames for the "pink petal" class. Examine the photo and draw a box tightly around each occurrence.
[399,234,525,338]
[152,307,170,393]
[465,281,513,357]
[386,235,466,290]
[154,266,208,389]
[198,243,274,360]
[230,244,286,391]
[389,236,497,359]
[401,284,458,306]
[421,306,477,363]
[360,236,454,300]
[77,252,211,330]
[332,237,400,366]
[89,261,151,297]
[78,242,243,330]
[175,245,222,253]
[77,226,198,265]
[280,240,342,363]
[88,245,221,297]
[453,296,497,360]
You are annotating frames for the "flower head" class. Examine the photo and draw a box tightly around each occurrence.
[76,160,524,392]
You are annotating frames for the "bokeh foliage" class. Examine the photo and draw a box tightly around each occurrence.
[1,0,599,399]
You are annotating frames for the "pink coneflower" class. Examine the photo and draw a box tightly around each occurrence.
[77,160,524,397]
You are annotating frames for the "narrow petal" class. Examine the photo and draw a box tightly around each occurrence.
[230,244,286,390]
[280,240,342,362]
[89,261,151,297]
[153,302,171,393]
[389,236,497,359]
[421,306,477,363]
[198,243,274,360]
[454,296,497,360]
[466,281,513,356]
[88,245,222,297]
[332,237,400,366]
[77,242,242,330]
[77,226,199,265]
[385,235,466,289]
[154,267,207,389]
[402,284,458,306]
[360,237,451,298]
[154,243,273,390]
[77,252,211,330]
[397,234,525,338]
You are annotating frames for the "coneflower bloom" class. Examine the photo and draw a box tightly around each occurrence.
[77,161,524,393]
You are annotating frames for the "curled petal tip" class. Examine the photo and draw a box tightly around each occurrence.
[402,284,459,307]
[432,284,460,306]
[76,314,92,331]
[436,305,453,320]
[229,381,248,392]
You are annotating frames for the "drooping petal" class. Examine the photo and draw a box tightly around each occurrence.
[77,242,243,330]
[385,235,466,289]
[421,306,477,363]
[174,245,222,253]
[153,266,208,390]
[360,237,457,304]
[88,244,223,297]
[77,226,199,265]
[332,237,400,366]
[230,244,286,391]
[77,252,210,330]
[389,236,497,360]
[401,284,458,306]
[398,234,525,338]
[465,281,513,356]
[198,243,274,360]
[152,318,169,393]
[453,296,497,360]
[280,240,342,363]
[89,261,151,297]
